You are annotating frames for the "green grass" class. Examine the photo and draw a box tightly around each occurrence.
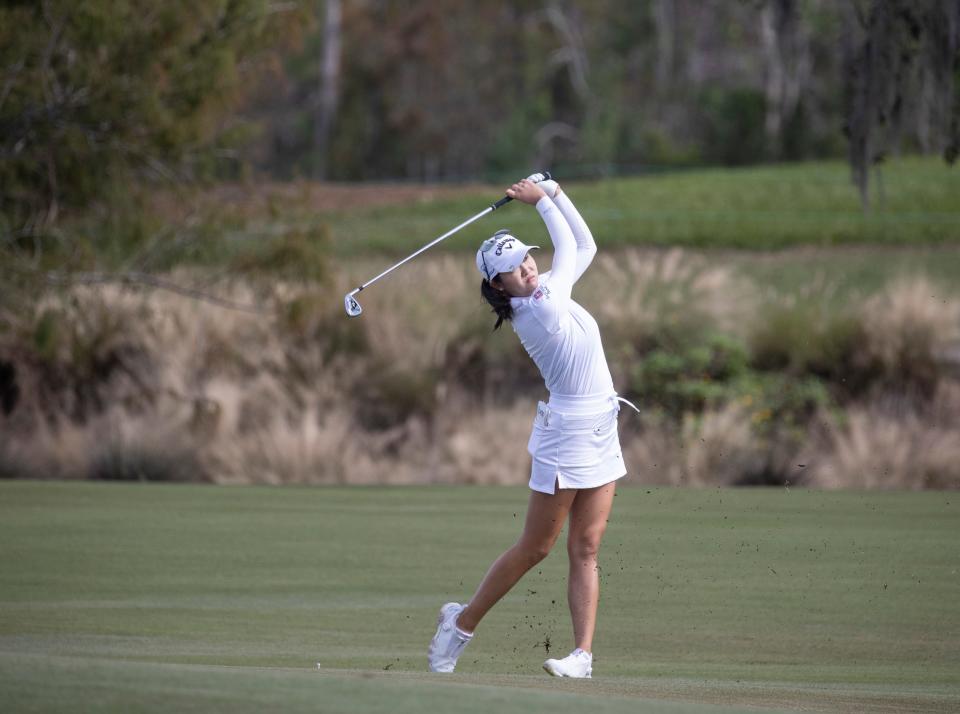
[1,482,958,713]
[722,244,960,304]
[324,157,960,257]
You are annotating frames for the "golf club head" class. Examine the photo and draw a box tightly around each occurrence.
[344,293,362,317]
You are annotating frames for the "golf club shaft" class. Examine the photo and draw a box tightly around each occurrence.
[346,171,550,298]
[348,204,496,297]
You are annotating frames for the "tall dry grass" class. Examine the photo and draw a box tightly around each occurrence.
[856,276,960,393]
[805,381,960,489]
[620,405,766,487]
[1,250,958,488]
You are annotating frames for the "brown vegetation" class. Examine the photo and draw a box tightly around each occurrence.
[1,252,959,488]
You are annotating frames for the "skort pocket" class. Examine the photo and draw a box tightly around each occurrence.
[557,409,618,468]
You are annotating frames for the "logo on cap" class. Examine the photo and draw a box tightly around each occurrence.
[495,237,515,255]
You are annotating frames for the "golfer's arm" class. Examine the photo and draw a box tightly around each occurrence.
[536,196,576,299]
[551,191,597,283]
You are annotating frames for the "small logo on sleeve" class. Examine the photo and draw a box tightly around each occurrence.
[532,284,551,301]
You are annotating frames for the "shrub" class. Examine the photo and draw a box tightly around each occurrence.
[748,300,863,384]
[353,366,440,432]
[0,438,35,479]
[629,331,832,422]
[278,289,370,360]
[630,331,751,417]
[442,324,542,405]
[750,278,960,401]
[89,437,205,483]
[621,401,805,487]
[230,224,331,284]
[625,328,836,486]
[697,87,768,165]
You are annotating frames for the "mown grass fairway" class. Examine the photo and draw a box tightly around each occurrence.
[1,482,958,713]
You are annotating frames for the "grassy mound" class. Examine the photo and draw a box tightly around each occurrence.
[322,157,960,257]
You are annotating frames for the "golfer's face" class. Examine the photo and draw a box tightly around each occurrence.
[497,252,538,297]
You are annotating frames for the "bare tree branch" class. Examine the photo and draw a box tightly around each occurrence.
[544,2,590,101]
[43,270,271,315]
[266,2,300,16]
[0,59,25,113]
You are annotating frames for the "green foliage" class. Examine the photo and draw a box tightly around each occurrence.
[230,224,331,284]
[20,293,153,422]
[631,332,749,415]
[630,331,834,434]
[748,302,863,380]
[697,87,768,165]
[743,372,833,434]
[485,104,548,180]
[31,309,63,362]
[246,2,926,182]
[0,0,287,236]
[634,127,701,167]
[844,0,960,208]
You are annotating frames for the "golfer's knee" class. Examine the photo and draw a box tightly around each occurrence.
[516,537,555,565]
[568,529,603,562]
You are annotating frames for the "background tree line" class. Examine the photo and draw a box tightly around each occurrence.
[245,0,959,189]
[1,0,958,242]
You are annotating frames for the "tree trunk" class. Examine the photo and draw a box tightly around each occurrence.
[843,0,876,211]
[762,0,809,159]
[313,0,342,181]
[545,1,590,101]
[654,0,675,92]
[761,1,785,145]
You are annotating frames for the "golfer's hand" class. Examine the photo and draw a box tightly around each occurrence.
[506,179,546,205]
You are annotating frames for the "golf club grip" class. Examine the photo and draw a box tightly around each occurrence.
[491,171,552,210]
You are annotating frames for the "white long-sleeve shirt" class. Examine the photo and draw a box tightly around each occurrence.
[509,193,615,411]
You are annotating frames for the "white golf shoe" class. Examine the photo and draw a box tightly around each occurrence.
[428,602,472,672]
[543,648,592,678]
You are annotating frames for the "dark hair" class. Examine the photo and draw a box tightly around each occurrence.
[480,279,513,331]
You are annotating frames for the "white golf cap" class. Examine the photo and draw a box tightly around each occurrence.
[476,229,539,281]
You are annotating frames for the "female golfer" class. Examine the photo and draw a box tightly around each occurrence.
[428,176,635,678]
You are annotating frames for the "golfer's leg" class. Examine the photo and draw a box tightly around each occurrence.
[566,482,616,652]
[457,487,576,633]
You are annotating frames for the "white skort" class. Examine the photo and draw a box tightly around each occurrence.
[526,397,627,495]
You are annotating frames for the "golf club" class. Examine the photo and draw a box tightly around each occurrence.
[343,171,552,317]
